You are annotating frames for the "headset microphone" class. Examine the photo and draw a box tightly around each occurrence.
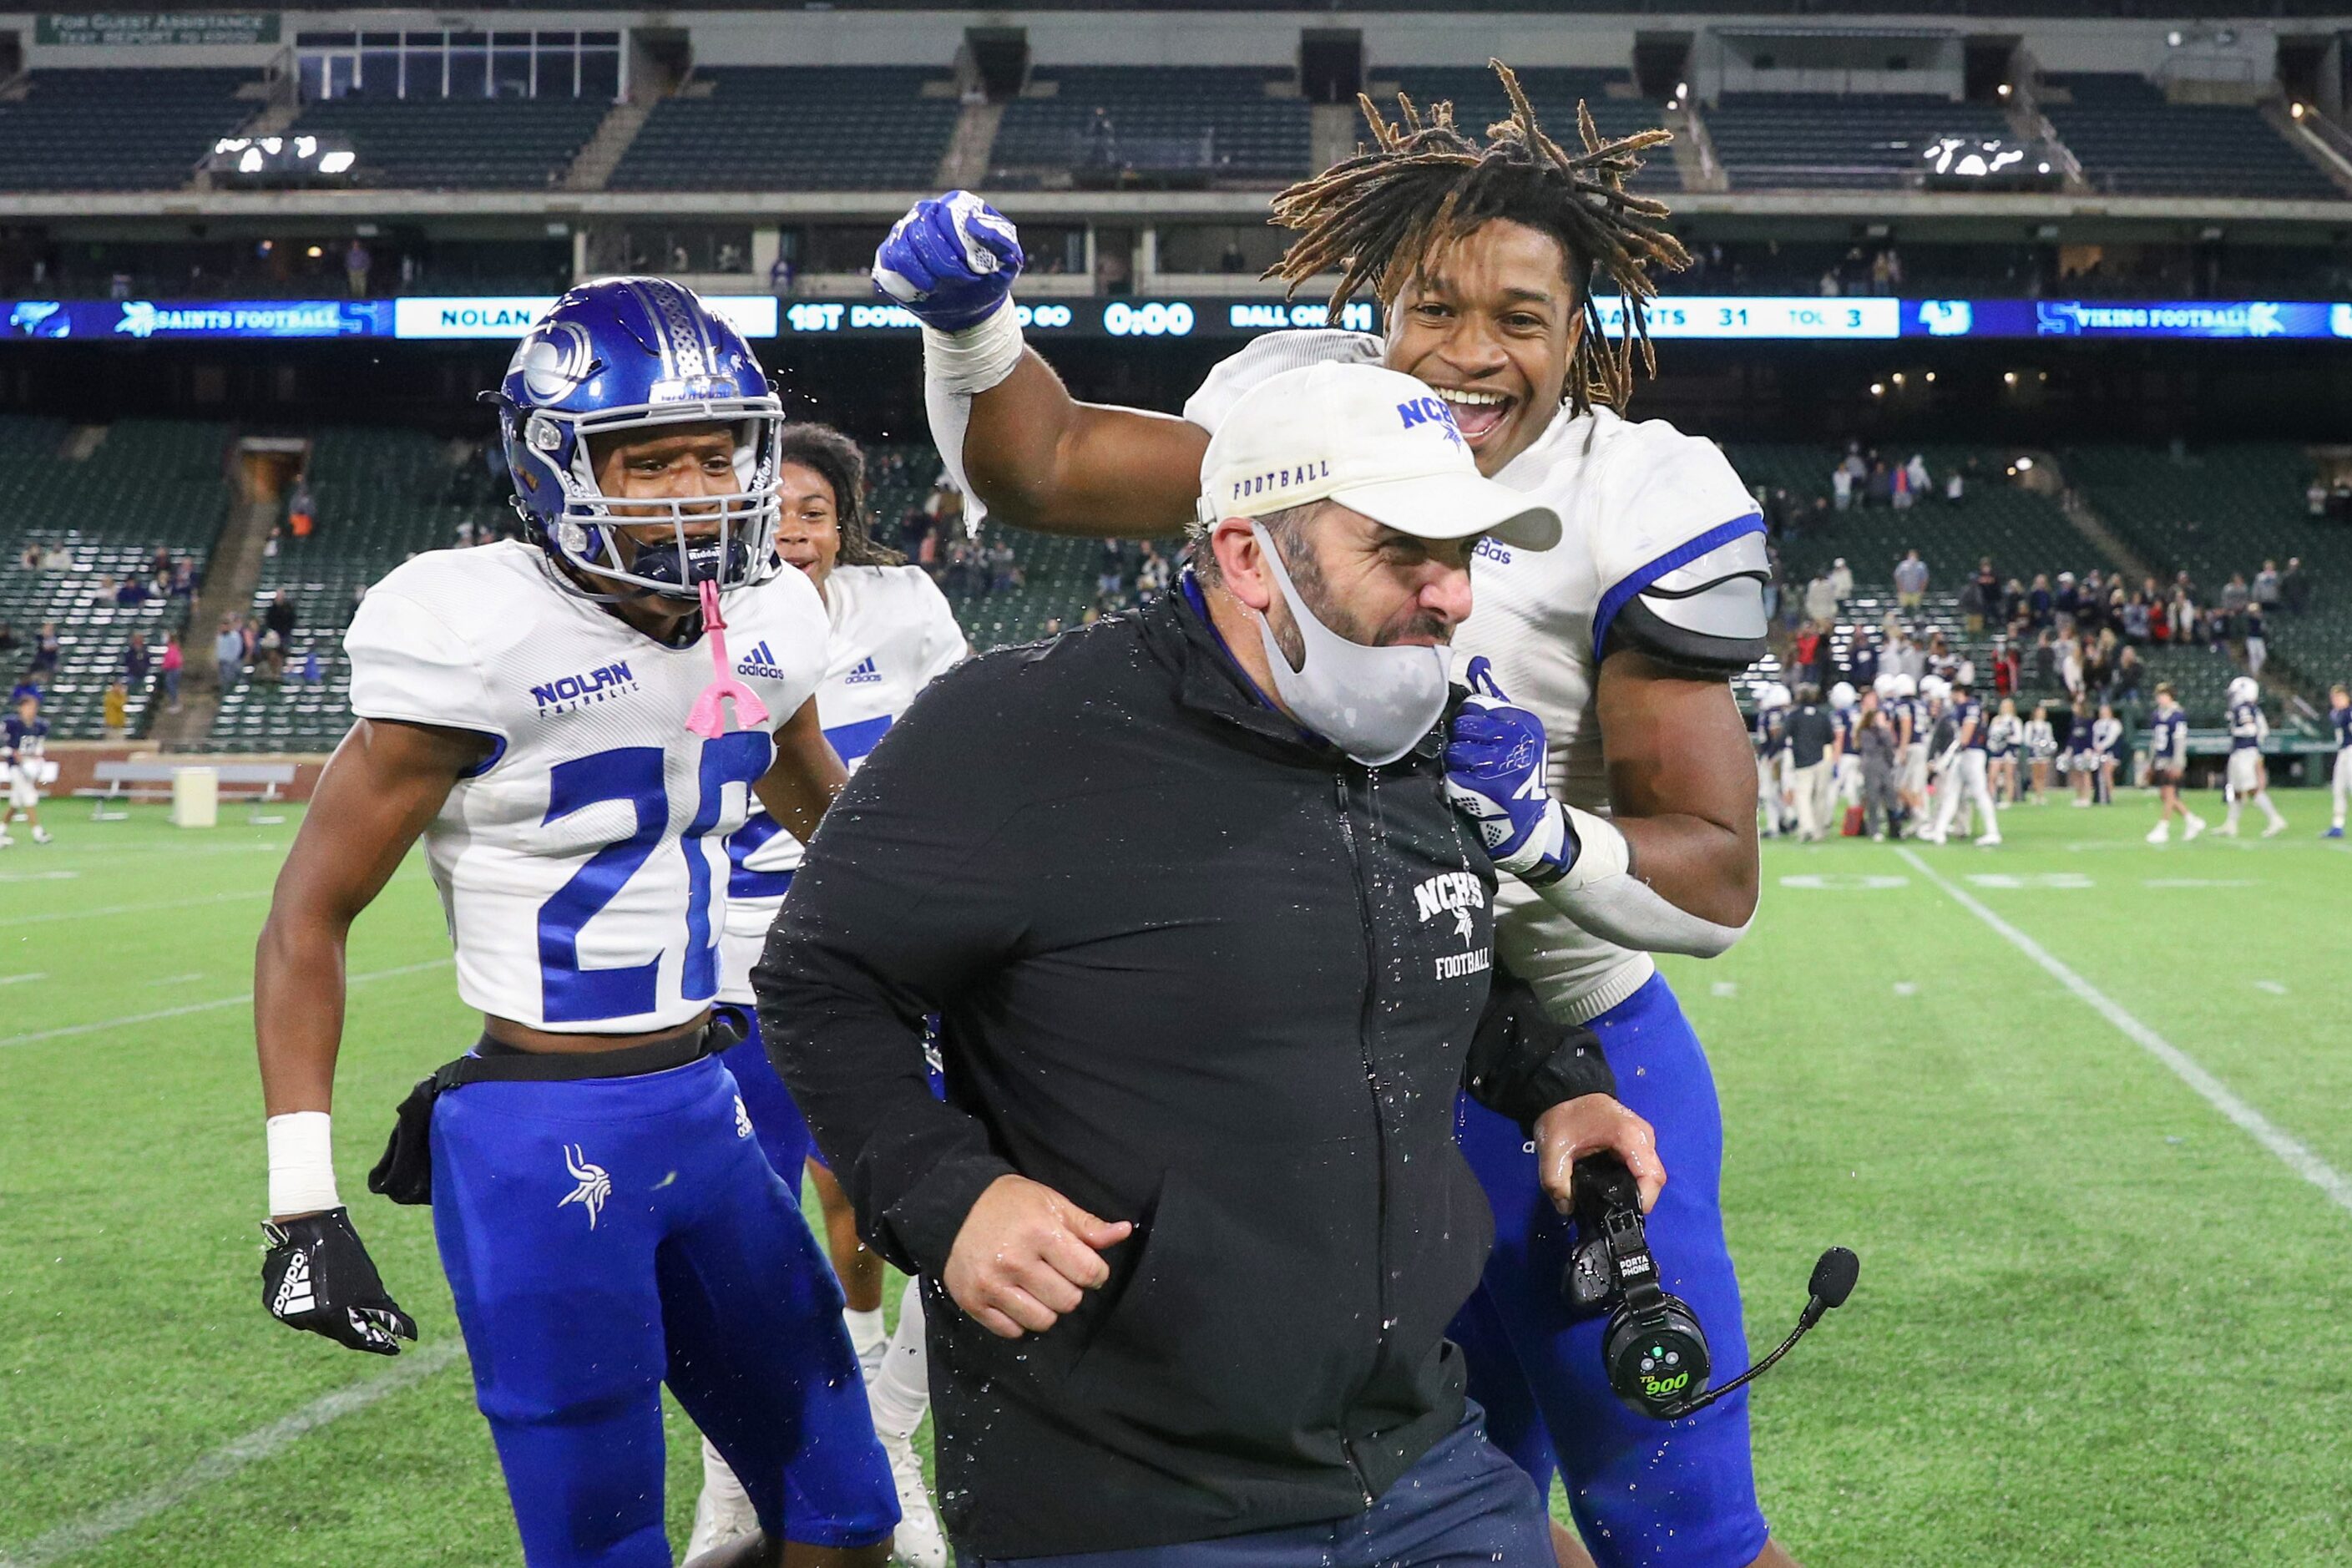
[1562,1154,1860,1422]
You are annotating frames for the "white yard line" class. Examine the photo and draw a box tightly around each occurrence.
[1898,848,2352,1218]
[0,889,271,930]
[0,1341,465,1568]
[0,959,452,1049]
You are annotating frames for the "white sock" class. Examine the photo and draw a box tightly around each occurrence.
[869,1277,932,1441]
[843,1305,887,1363]
[2262,794,2287,827]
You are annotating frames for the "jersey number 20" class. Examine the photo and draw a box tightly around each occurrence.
[537,733,770,1024]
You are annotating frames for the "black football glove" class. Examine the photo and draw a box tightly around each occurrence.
[260,1207,417,1356]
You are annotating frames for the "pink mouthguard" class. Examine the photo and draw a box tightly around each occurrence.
[685,578,769,738]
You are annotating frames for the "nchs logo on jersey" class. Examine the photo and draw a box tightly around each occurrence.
[1414,870,1485,944]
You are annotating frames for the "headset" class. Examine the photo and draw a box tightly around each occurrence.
[1562,1152,1859,1421]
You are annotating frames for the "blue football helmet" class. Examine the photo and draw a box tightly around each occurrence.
[493,277,783,599]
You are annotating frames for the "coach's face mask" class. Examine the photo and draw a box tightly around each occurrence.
[1247,521,1450,767]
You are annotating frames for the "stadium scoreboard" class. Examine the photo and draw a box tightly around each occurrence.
[7,293,2350,344]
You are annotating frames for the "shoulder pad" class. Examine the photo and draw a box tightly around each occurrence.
[1181,330,1382,436]
[1601,528,1770,677]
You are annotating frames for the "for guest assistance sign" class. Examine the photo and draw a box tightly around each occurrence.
[37,13,280,45]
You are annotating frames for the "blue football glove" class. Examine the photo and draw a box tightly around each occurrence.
[873,191,1025,331]
[1445,658,1578,884]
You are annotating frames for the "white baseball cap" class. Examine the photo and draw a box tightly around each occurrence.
[1198,362,1560,550]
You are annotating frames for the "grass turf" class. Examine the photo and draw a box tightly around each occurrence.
[0,795,2346,1564]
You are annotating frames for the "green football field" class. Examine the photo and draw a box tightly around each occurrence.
[2,793,2348,1566]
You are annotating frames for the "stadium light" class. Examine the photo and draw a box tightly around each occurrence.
[1891,372,1905,387]
[2016,455,2035,471]
[1869,382,1886,397]
[2003,371,2019,386]
[1997,83,2011,99]
[1925,371,1936,383]
[2292,102,2307,120]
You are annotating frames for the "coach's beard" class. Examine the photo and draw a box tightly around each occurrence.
[1248,521,1449,768]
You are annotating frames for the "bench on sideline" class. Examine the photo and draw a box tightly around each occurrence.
[79,760,298,823]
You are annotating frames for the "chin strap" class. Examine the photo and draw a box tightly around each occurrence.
[685,579,769,738]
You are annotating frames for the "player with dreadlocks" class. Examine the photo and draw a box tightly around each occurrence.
[874,63,1796,1568]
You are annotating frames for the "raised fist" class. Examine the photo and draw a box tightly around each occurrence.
[873,190,1025,331]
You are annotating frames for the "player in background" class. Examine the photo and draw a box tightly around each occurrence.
[692,423,964,1566]
[2024,702,2056,804]
[2,690,53,846]
[874,68,1808,1568]
[1754,681,1791,839]
[1921,670,2000,847]
[1828,680,1862,819]
[251,281,897,1568]
[2146,681,2203,844]
[2092,701,2124,806]
[1890,670,1926,830]
[1986,695,2022,807]
[2326,685,2351,838]
[2218,674,2289,838]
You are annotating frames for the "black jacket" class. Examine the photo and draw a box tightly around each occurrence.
[756,585,1612,1558]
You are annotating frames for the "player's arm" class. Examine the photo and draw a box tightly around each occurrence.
[1592,651,1761,931]
[752,694,847,843]
[874,192,1202,538]
[252,716,484,1354]
[963,353,1208,537]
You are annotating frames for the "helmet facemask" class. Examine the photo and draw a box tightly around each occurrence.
[507,394,784,601]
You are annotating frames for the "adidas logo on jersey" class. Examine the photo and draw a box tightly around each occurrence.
[736,640,792,680]
[844,655,882,685]
[531,660,638,716]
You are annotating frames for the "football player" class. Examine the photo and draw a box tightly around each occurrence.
[2146,682,2203,844]
[2,690,53,846]
[693,422,965,1565]
[2326,685,2350,838]
[1828,680,1862,817]
[251,280,898,1568]
[2217,674,2288,838]
[873,67,1801,1568]
[1754,680,1792,840]
[1920,670,1999,847]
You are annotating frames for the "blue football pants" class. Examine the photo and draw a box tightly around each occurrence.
[1450,973,1771,1568]
[429,1052,898,1567]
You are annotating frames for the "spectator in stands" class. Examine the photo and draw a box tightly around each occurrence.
[287,474,314,542]
[2112,645,2143,705]
[169,557,196,597]
[2309,478,2329,518]
[101,679,128,741]
[1866,459,1894,508]
[14,540,37,571]
[2253,559,2281,612]
[298,650,322,685]
[265,589,297,646]
[1991,639,2020,698]
[1095,540,1125,602]
[1957,576,1986,637]
[1135,542,1170,602]
[1945,465,1965,506]
[2283,557,2309,615]
[29,622,58,675]
[213,615,245,688]
[1830,464,1853,511]
[2165,582,2193,642]
[124,632,151,690]
[2024,573,2051,628]
[160,632,183,711]
[1829,555,1854,606]
[1904,453,1930,500]
[2221,572,2250,618]
[257,623,284,683]
[90,574,119,605]
[114,575,148,606]
[1925,630,1957,684]
[38,541,69,570]
[1891,462,1913,512]
[989,539,1020,594]
[1803,571,1837,627]
[2122,592,2150,644]
[2244,602,2269,679]
[1894,549,1928,612]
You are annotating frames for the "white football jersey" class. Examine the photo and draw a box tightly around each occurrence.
[345,540,827,1034]
[716,564,966,1002]
[1186,331,1763,1022]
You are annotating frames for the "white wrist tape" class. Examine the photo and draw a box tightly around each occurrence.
[1530,805,1750,959]
[919,299,1025,397]
[267,1111,341,1216]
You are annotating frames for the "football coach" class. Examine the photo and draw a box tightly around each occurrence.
[757,362,1666,1566]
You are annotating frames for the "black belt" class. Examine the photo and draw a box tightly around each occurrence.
[367,1013,745,1206]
